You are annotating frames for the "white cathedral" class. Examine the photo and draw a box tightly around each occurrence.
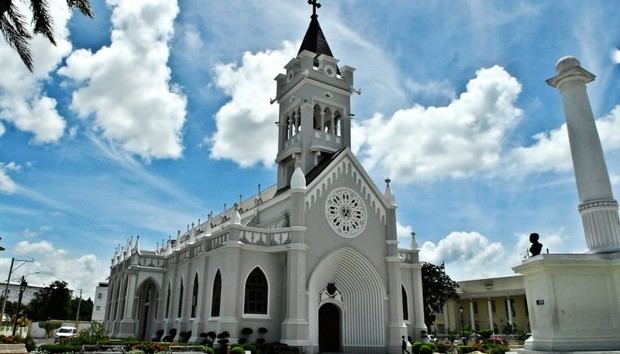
[104,7,426,354]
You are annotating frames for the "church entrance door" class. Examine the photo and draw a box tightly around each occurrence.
[319,303,341,352]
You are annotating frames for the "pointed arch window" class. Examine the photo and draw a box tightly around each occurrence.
[211,270,222,317]
[177,278,184,318]
[191,274,199,318]
[165,283,171,318]
[244,267,268,314]
[402,285,409,321]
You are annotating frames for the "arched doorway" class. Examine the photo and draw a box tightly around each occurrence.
[319,303,341,352]
[136,279,159,340]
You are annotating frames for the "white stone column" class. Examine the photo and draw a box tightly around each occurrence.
[506,298,513,326]
[443,303,449,333]
[487,299,494,333]
[547,56,620,253]
[469,300,476,329]
[282,168,309,346]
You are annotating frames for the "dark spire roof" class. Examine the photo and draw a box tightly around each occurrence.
[298,15,334,58]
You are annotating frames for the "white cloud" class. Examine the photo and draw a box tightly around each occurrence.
[60,0,187,160]
[355,66,522,182]
[2,240,105,298]
[21,226,51,239]
[0,122,4,137]
[0,0,70,143]
[507,105,620,175]
[0,162,20,194]
[612,48,620,64]
[420,231,506,280]
[209,42,297,167]
[15,240,54,254]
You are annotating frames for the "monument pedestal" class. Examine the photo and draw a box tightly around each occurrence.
[513,253,620,353]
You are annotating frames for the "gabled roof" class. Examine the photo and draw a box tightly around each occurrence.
[298,15,334,58]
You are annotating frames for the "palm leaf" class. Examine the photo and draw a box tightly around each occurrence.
[66,0,93,18]
[0,2,33,71]
[31,0,56,45]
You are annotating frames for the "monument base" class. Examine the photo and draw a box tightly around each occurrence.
[513,252,620,352]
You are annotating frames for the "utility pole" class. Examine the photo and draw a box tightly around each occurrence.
[2,258,34,322]
[1,258,14,322]
[75,288,83,325]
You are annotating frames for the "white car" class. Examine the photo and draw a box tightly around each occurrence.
[54,326,78,342]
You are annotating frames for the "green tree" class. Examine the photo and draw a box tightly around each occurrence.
[69,297,93,321]
[25,280,72,320]
[0,0,93,72]
[421,262,459,329]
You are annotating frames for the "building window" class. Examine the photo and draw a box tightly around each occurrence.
[165,283,171,318]
[191,274,199,318]
[491,300,496,313]
[401,285,409,321]
[177,279,184,318]
[473,301,479,314]
[211,271,222,317]
[96,306,100,311]
[97,293,102,299]
[524,298,529,316]
[244,267,268,314]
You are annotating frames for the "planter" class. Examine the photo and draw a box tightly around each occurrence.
[0,344,28,354]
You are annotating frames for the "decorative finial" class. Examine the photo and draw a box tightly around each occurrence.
[385,177,391,188]
[308,0,321,18]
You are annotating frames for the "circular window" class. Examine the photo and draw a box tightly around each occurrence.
[287,71,294,81]
[325,187,367,238]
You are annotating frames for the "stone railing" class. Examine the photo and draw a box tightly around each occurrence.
[205,231,229,251]
[137,256,165,268]
[398,249,416,264]
[240,227,291,246]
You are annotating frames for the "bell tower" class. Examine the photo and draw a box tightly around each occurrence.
[274,1,356,190]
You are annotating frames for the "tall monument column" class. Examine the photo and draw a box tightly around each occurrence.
[547,56,620,253]
[514,56,620,353]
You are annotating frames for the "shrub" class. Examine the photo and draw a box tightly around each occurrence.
[243,344,257,354]
[132,342,169,354]
[203,346,215,354]
[257,327,268,335]
[39,343,82,353]
[39,320,63,338]
[479,330,493,339]
[230,347,245,354]
[179,331,192,343]
[163,328,177,342]
[412,341,424,354]
[75,321,108,345]
[238,338,248,345]
[437,342,451,353]
[420,344,433,354]
[241,328,253,336]
[153,329,165,342]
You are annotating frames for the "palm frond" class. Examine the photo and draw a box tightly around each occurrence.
[31,0,56,45]
[0,4,33,71]
[66,0,93,18]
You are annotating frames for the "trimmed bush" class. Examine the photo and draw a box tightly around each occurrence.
[412,341,424,354]
[437,342,452,353]
[420,344,433,354]
[203,346,215,354]
[243,344,257,354]
[39,343,82,353]
[230,347,245,354]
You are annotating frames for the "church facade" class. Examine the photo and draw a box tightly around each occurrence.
[104,10,426,354]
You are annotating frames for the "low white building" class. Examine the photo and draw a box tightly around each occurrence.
[0,281,44,305]
[91,282,108,322]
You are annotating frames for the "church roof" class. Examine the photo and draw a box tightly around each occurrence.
[298,15,334,58]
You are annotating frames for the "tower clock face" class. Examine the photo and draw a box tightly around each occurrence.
[325,187,367,238]
[324,64,336,77]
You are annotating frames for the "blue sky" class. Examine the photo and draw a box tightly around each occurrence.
[1,0,619,297]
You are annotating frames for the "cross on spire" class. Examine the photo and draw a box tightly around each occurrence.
[308,0,321,18]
